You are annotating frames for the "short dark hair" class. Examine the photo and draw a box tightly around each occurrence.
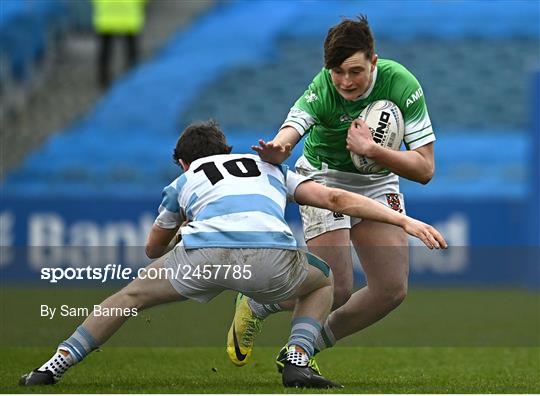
[323,15,375,69]
[173,120,232,165]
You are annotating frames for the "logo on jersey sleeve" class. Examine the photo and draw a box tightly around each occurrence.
[406,88,423,108]
[385,194,403,213]
[304,90,319,103]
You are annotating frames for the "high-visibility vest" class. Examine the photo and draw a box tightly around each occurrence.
[92,0,146,34]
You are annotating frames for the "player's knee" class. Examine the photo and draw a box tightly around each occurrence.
[324,270,334,287]
[315,270,333,293]
[391,285,407,308]
[378,282,408,310]
[332,285,352,309]
[312,266,333,289]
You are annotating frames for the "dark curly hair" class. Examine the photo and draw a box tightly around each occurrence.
[173,120,232,165]
[324,15,375,69]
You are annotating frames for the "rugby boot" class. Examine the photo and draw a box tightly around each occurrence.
[226,293,263,366]
[282,362,342,389]
[19,369,55,386]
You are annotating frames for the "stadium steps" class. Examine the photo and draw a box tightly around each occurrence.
[1,0,214,179]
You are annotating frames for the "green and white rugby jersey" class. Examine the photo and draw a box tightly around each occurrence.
[282,59,435,173]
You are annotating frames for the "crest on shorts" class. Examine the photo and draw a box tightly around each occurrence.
[332,212,344,220]
[386,194,403,213]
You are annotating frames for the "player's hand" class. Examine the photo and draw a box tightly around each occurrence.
[346,119,377,157]
[251,139,292,164]
[402,218,448,250]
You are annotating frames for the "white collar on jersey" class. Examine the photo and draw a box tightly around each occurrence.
[354,65,378,101]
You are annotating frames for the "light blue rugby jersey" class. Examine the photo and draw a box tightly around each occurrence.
[154,153,310,249]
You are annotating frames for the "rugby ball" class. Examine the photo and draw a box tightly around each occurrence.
[350,100,404,174]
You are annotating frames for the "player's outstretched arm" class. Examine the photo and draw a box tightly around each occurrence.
[251,126,301,164]
[294,180,447,249]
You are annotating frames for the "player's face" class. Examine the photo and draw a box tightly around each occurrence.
[330,52,377,101]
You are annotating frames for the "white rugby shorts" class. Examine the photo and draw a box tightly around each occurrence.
[295,155,406,241]
[163,243,329,303]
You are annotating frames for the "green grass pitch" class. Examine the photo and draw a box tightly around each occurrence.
[1,287,539,393]
[1,346,539,393]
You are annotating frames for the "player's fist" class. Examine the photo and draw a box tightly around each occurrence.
[346,119,376,157]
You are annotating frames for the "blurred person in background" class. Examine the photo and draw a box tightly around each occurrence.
[92,0,146,89]
[228,15,437,374]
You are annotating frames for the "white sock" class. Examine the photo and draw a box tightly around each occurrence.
[286,345,309,367]
[38,348,75,382]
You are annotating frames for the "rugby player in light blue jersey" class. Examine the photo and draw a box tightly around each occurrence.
[20,121,446,389]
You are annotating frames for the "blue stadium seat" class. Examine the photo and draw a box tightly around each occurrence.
[2,1,538,198]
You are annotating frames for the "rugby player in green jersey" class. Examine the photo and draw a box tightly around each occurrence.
[227,15,436,373]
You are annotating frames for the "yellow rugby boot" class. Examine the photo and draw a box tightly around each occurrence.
[226,293,263,366]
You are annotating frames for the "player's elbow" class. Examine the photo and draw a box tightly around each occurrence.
[145,245,163,259]
[327,188,347,212]
[418,164,435,185]
[418,173,432,185]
